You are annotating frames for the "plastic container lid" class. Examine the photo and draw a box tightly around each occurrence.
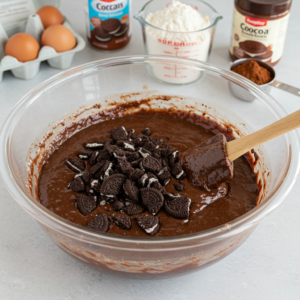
[235,0,292,16]
[0,0,60,37]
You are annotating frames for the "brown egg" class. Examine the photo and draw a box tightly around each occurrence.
[36,6,64,29]
[5,33,40,62]
[41,25,76,52]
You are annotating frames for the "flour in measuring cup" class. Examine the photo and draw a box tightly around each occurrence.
[146,0,210,38]
[145,0,211,84]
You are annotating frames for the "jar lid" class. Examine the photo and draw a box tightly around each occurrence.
[235,0,292,16]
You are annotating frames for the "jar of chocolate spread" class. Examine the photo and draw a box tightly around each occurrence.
[85,0,132,51]
[230,0,292,66]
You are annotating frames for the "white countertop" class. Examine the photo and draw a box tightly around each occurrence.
[1,0,300,299]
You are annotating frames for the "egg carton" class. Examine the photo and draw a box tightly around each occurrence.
[0,13,85,83]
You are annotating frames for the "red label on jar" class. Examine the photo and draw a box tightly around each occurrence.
[245,17,267,27]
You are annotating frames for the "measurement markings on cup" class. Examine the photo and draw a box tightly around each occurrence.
[162,47,200,78]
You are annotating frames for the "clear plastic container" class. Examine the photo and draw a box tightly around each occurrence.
[0,56,299,279]
[135,0,222,84]
[0,0,86,83]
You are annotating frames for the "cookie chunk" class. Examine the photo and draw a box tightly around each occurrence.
[123,202,144,216]
[142,128,151,136]
[77,150,93,160]
[69,177,85,192]
[123,179,140,203]
[76,194,97,216]
[171,163,186,180]
[174,183,185,192]
[112,201,125,212]
[86,213,109,233]
[135,215,160,236]
[100,174,127,196]
[142,156,161,173]
[164,195,191,219]
[112,126,127,141]
[65,158,85,173]
[129,168,144,181]
[85,141,105,150]
[141,187,164,215]
[113,215,132,230]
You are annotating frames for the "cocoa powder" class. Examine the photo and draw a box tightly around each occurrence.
[232,60,272,85]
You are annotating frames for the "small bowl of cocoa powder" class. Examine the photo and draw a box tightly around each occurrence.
[229,58,275,102]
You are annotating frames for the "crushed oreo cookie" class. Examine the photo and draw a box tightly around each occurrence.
[157,167,171,181]
[65,158,85,173]
[168,151,179,166]
[144,141,156,152]
[129,168,144,181]
[85,141,104,150]
[124,202,144,216]
[164,195,191,219]
[86,213,109,233]
[76,194,97,216]
[97,149,110,161]
[122,141,135,152]
[81,170,92,185]
[113,215,132,230]
[112,201,124,212]
[99,161,113,180]
[90,179,101,192]
[112,126,127,141]
[142,156,161,173]
[174,183,185,192]
[89,151,99,166]
[126,151,140,162]
[127,129,135,139]
[65,126,188,236]
[77,150,93,160]
[85,184,97,196]
[69,177,85,193]
[135,215,160,236]
[142,128,151,136]
[118,160,133,175]
[141,187,164,215]
[123,179,140,203]
[101,174,127,196]
[171,162,186,180]
[89,161,105,176]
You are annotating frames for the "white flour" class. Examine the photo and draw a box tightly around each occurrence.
[145,0,211,84]
[146,0,210,41]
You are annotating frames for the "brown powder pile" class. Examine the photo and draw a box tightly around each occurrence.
[232,60,272,85]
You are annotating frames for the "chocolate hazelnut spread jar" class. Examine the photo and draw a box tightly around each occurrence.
[230,0,292,66]
[85,0,132,51]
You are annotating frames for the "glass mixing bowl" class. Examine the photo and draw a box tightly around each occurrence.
[0,56,299,279]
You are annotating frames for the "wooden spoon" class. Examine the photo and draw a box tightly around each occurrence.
[227,109,300,161]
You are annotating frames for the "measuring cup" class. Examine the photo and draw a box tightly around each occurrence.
[229,58,300,102]
[134,0,222,84]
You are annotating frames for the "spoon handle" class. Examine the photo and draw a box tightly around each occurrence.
[227,109,300,161]
[271,80,300,97]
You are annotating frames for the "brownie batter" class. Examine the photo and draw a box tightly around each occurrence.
[38,114,258,238]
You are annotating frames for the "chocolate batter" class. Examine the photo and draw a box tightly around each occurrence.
[38,113,258,238]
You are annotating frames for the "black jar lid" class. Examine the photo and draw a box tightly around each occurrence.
[235,0,292,16]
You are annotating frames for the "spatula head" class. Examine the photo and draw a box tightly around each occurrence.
[182,134,233,191]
